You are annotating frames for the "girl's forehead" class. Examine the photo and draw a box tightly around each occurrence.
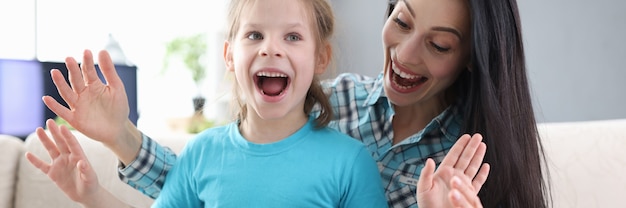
[239,0,313,25]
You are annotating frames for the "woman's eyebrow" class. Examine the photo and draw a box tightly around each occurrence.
[432,26,463,40]
[400,0,416,17]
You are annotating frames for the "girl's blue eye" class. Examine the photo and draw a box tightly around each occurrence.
[286,33,301,41]
[247,32,263,40]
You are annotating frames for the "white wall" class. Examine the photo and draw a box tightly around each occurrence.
[329,0,386,78]
[331,0,626,123]
[519,0,626,123]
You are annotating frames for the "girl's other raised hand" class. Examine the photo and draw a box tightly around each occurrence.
[25,119,132,208]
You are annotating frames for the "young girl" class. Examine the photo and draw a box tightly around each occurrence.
[27,0,392,207]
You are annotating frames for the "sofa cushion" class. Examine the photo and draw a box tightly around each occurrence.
[539,119,626,208]
[0,135,24,208]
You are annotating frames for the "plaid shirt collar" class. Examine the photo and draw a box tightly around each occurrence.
[365,73,463,146]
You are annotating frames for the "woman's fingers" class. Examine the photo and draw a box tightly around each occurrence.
[80,49,102,86]
[464,142,487,178]
[50,68,77,109]
[454,134,483,171]
[417,158,437,192]
[42,96,73,123]
[65,56,85,94]
[440,134,471,167]
[449,176,483,208]
[472,163,490,192]
[97,50,124,89]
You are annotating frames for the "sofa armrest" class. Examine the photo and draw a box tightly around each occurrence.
[0,135,24,208]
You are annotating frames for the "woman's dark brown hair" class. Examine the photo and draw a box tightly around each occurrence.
[388,0,551,207]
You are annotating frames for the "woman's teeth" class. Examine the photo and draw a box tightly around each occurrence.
[393,67,419,80]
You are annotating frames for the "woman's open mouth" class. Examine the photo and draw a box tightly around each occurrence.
[391,63,428,91]
[255,71,290,97]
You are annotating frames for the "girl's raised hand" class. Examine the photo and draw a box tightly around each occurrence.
[25,119,101,204]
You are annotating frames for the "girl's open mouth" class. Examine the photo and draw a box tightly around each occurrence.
[255,71,290,96]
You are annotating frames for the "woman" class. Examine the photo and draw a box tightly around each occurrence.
[41,0,549,207]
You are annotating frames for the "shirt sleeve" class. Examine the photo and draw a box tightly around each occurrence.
[341,147,388,208]
[117,133,177,199]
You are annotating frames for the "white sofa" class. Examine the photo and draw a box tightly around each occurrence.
[1,119,625,208]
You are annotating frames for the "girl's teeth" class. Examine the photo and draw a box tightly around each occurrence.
[257,72,287,77]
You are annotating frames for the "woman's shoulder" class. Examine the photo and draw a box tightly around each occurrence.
[322,72,381,89]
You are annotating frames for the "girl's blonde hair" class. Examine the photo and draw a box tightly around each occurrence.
[226,0,335,127]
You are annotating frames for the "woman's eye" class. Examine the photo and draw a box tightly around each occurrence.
[286,33,301,41]
[247,32,263,40]
[431,42,450,52]
[393,17,410,30]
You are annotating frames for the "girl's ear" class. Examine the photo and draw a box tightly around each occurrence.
[315,43,332,74]
[223,40,234,72]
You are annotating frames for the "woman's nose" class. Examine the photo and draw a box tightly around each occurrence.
[396,35,423,66]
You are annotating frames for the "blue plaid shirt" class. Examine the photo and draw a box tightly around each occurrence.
[119,72,463,208]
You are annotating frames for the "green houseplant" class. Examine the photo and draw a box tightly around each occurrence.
[163,33,214,133]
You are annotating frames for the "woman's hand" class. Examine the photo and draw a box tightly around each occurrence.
[448,175,484,208]
[416,133,490,208]
[43,49,141,164]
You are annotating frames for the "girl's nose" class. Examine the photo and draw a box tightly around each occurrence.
[259,41,283,57]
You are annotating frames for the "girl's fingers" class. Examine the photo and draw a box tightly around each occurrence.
[46,119,71,154]
[36,127,60,159]
[77,160,97,183]
[440,134,471,167]
[60,125,87,159]
[25,152,51,174]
